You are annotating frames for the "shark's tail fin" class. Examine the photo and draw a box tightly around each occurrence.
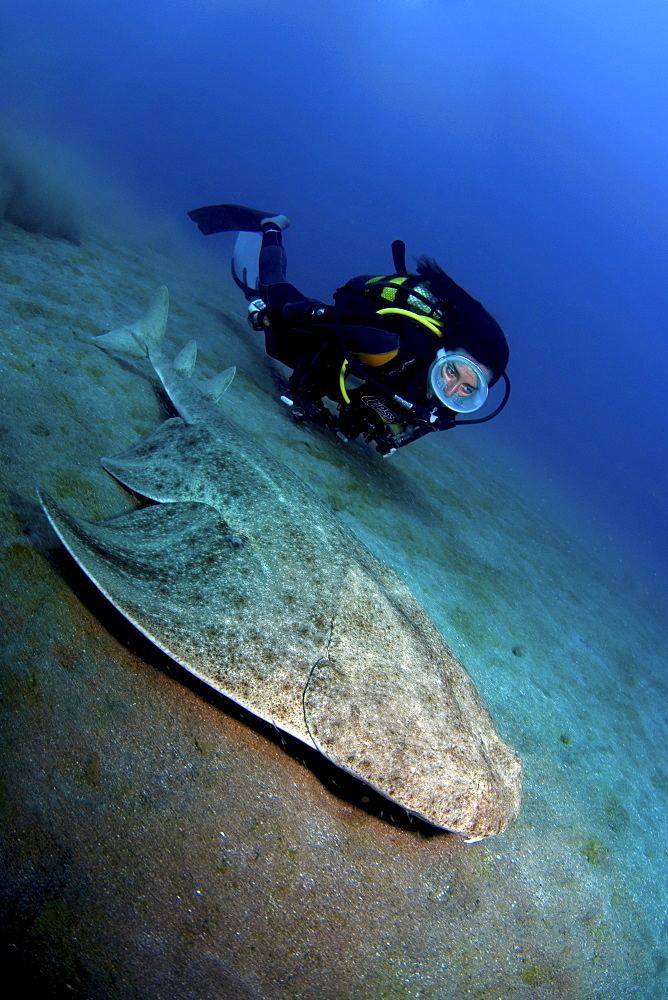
[205,366,236,402]
[173,339,197,377]
[94,286,169,359]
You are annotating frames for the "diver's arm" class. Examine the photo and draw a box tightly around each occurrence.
[372,404,456,455]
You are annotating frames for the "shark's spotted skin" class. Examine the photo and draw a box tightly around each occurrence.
[39,287,522,839]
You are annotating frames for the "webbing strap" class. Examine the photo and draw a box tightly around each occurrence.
[376,307,443,337]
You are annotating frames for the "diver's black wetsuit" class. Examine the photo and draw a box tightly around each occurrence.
[257,224,508,445]
[187,200,509,452]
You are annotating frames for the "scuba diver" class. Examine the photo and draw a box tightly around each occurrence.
[188,203,510,457]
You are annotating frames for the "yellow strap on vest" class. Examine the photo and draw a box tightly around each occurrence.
[337,288,441,402]
[376,307,443,337]
[339,359,351,403]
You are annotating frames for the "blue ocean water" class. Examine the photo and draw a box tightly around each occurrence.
[1,1,667,996]
[3,0,666,589]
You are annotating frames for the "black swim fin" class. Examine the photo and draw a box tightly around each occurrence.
[188,203,284,235]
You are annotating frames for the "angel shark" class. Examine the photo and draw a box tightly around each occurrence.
[39,287,522,840]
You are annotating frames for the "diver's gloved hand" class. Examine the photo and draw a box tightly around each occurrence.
[408,401,456,431]
[428,408,457,431]
[247,298,268,330]
[281,298,329,323]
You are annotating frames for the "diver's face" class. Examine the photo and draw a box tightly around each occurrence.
[441,358,482,398]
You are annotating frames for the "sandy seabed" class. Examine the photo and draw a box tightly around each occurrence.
[1,217,666,1000]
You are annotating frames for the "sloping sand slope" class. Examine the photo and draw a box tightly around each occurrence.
[1,211,667,998]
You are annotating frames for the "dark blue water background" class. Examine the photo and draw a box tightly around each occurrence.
[2,0,667,592]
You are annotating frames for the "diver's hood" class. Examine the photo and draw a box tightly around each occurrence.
[429,349,489,413]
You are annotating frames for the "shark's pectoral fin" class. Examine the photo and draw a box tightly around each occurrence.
[39,491,240,628]
[38,491,266,677]
[39,491,323,741]
[101,417,195,502]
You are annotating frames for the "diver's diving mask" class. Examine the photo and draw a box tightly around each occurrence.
[429,349,489,413]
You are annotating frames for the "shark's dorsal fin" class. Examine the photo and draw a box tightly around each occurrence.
[93,286,169,358]
[205,366,236,402]
[174,339,197,377]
